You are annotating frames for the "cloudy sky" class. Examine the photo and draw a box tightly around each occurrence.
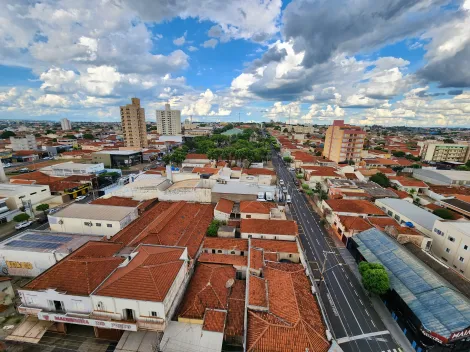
[1,0,470,126]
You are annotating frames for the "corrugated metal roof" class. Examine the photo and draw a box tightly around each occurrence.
[355,228,470,339]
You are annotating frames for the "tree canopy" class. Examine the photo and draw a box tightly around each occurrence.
[162,148,187,166]
[359,262,390,295]
[433,208,454,220]
[13,213,30,222]
[370,172,391,188]
[0,131,15,139]
[83,133,94,140]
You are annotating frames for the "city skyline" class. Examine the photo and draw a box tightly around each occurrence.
[1,1,470,127]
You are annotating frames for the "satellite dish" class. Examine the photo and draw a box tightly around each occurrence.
[225,278,235,288]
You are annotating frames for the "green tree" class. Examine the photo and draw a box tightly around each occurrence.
[370,172,391,188]
[392,151,406,157]
[64,134,77,139]
[296,174,304,179]
[83,133,94,140]
[359,262,390,295]
[283,128,289,133]
[443,138,455,144]
[13,213,30,222]
[283,156,292,163]
[433,208,454,220]
[302,183,310,190]
[34,133,42,137]
[36,203,50,217]
[207,148,222,162]
[206,220,224,237]
[0,131,15,139]
[45,130,54,134]
[274,126,281,131]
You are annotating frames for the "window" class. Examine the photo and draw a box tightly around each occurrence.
[387,210,393,216]
[441,257,448,262]
[449,236,455,242]
[107,224,112,228]
[246,215,251,218]
[41,189,47,192]
[459,256,465,263]
[461,270,465,274]
[18,196,25,199]
[464,245,468,250]
[230,251,235,255]
[445,248,451,253]
[218,250,222,253]
[151,311,158,317]
[394,215,400,221]
[30,192,37,195]
[96,223,101,227]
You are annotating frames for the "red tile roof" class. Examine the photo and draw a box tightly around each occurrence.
[94,245,185,302]
[241,219,298,236]
[367,217,398,228]
[179,263,236,320]
[291,151,315,163]
[250,239,298,254]
[193,167,219,175]
[242,168,276,176]
[247,263,329,352]
[428,186,470,196]
[249,275,267,308]
[25,242,123,296]
[203,309,226,333]
[225,280,246,339]
[240,201,276,214]
[364,158,399,166]
[387,187,411,199]
[215,198,234,214]
[203,238,248,251]
[198,253,248,267]
[325,199,386,215]
[389,176,428,188]
[91,196,140,208]
[306,166,339,177]
[185,153,208,160]
[250,247,264,271]
[338,216,373,232]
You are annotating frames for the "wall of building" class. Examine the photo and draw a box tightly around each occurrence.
[211,193,257,203]
[158,187,211,203]
[5,186,52,210]
[19,288,93,315]
[240,212,270,220]
[0,251,66,277]
[214,209,230,222]
[240,233,296,241]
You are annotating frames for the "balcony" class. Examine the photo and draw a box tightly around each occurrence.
[137,316,166,331]
[17,305,42,315]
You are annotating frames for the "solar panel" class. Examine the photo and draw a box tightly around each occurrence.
[22,234,71,243]
[5,240,62,249]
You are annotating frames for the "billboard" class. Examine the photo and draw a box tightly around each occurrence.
[37,312,137,331]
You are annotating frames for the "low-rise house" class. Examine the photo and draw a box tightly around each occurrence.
[322,199,386,218]
[240,219,298,241]
[333,216,373,243]
[214,198,234,221]
[239,201,276,220]
[440,198,470,218]
[389,176,429,194]
[182,154,210,168]
[240,168,277,185]
[304,166,343,187]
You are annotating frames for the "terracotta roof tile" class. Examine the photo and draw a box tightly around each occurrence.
[91,196,140,208]
[242,168,276,176]
[338,216,373,232]
[215,198,234,214]
[193,167,219,175]
[240,201,276,214]
[250,247,264,271]
[94,245,185,302]
[325,199,385,215]
[241,219,298,236]
[246,263,329,352]
[198,253,248,267]
[250,239,298,254]
[307,166,339,177]
[428,186,470,196]
[186,153,208,160]
[225,280,246,338]
[203,238,248,251]
[386,187,410,199]
[203,309,227,333]
[389,176,428,188]
[178,263,236,320]
[367,217,398,228]
[25,242,123,296]
[249,275,267,308]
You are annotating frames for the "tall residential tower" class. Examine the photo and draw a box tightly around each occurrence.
[120,98,148,148]
[60,118,72,131]
[323,120,365,163]
[156,104,181,135]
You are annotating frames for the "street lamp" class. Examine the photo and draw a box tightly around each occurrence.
[319,251,337,283]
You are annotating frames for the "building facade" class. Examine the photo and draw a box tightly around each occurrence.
[156,104,181,135]
[10,135,37,151]
[322,120,365,163]
[120,98,148,148]
[91,150,142,168]
[60,118,72,131]
[420,142,469,162]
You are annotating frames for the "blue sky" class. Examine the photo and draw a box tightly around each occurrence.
[0,0,469,126]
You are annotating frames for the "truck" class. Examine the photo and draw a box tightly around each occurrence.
[265,191,274,201]
[257,192,266,201]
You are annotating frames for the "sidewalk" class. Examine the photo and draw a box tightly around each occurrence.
[336,244,413,352]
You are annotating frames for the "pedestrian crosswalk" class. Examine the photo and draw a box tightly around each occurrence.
[381,349,402,352]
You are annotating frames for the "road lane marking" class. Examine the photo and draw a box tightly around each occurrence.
[332,271,364,334]
[336,330,390,344]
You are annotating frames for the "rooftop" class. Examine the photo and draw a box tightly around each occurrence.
[90,196,140,208]
[376,198,441,231]
[242,168,276,176]
[51,162,100,170]
[354,228,470,341]
[389,176,428,188]
[0,184,50,197]
[240,201,276,214]
[185,153,208,160]
[212,181,276,196]
[50,203,136,221]
[250,239,299,254]
[203,309,226,333]
[241,219,298,236]
[215,198,234,214]
[93,150,141,155]
[325,199,386,215]
[94,245,185,302]
[198,253,248,267]
[339,216,373,232]
[203,237,248,252]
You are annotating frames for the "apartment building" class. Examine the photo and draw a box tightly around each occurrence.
[419,142,469,162]
[322,120,365,163]
[60,118,72,131]
[156,103,181,135]
[120,98,148,148]
[10,135,37,151]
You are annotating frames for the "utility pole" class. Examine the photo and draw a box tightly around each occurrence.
[320,251,335,282]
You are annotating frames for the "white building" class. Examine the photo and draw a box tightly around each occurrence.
[156,104,181,135]
[60,118,72,131]
[431,221,470,278]
[419,142,469,162]
[0,230,98,277]
[46,162,105,177]
[413,169,470,186]
[240,219,298,241]
[0,184,52,210]
[10,135,37,151]
[375,198,440,236]
[48,204,138,238]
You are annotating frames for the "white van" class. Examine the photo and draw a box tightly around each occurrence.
[286,194,292,203]
[280,179,285,186]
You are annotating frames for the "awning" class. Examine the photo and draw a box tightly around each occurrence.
[6,316,53,344]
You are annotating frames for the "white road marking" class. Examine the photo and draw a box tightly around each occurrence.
[336,330,390,344]
[332,271,364,334]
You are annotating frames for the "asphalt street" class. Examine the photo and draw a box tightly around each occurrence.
[272,152,401,352]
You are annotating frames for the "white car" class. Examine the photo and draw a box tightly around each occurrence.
[15,221,33,230]
[75,195,87,201]
[2,163,11,168]
[288,167,295,172]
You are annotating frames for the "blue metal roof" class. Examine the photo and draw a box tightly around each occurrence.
[355,228,470,339]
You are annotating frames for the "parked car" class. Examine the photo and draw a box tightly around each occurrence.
[48,208,59,214]
[19,168,31,173]
[294,179,300,186]
[2,163,12,168]
[75,195,87,201]
[15,221,33,230]
[37,217,48,224]
[288,167,295,172]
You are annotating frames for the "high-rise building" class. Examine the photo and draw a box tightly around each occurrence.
[156,104,181,135]
[60,118,72,131]
[120,98,148,148]
[419,141,469,163]
[10,135,38,151]
[323,120,365,163]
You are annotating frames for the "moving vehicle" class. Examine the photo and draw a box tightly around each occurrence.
[286,195,292,203]
[75,195,87,201]
[294,179,300,186]
[288,167,295,172]
[15,221,33,230]
[2,163,12,168]
[279,179,284,186]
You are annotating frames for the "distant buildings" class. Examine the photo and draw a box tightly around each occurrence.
[156,103,181,135]
[60,118,72,131]
[92,150,142,168]
[10,135,37,151]
[323,120,365,163]
[120,98,148,148]
[419,141,469,162]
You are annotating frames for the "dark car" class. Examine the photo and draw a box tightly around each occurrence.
[294,179,300,186]
[37,217,48,224]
